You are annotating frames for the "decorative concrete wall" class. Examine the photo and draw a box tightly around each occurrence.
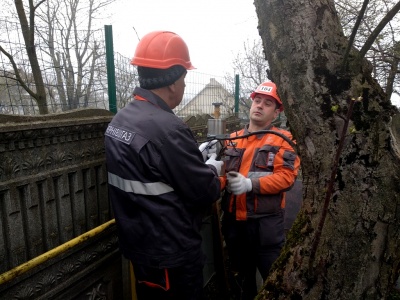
[0,109,125,299]
[0,109,114,271]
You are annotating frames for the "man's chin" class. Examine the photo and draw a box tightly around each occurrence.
[251,115,263,121]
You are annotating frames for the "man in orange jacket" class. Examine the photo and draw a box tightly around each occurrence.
[221,81,301,300]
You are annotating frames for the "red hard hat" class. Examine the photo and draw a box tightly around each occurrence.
[250,81,283,112]
[130,31,195,70]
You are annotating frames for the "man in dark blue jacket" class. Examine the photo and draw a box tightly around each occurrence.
[104,31,223,300]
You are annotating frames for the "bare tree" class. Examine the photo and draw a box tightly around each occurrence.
[336,0,400,103]
[0,0,115,114]
[252,0,400,299]
[0,0,49,114]
[0,67,36,114]
[36,0,114,111]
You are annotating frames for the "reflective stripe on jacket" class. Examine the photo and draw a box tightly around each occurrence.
[104,87,221,268]
[222,125,300,221]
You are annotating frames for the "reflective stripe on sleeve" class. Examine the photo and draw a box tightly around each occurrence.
[108,172,174,195]
[248,171,273,179]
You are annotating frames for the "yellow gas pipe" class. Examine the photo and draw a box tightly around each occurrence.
[0,219,116,285]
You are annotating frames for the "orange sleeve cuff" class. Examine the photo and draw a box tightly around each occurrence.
[219,176,227,190]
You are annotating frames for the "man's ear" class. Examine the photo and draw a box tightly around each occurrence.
[167,82,176,93]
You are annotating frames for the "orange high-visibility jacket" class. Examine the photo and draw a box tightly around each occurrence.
[221,125,300,221]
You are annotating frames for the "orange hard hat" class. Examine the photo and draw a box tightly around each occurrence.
[250,81,283,112]
[130,31,195,70]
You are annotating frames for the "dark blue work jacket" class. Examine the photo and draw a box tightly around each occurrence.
[104,87,221,268]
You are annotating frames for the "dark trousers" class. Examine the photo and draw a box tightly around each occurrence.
[222,211,285,300]
[132,260,204,300]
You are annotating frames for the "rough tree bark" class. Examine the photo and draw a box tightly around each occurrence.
[253,0,400,299]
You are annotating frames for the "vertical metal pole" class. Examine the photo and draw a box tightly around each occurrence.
[234,74,239,115]
[207,119,226,154]
[206,117,229,296]
[105,25,117,114]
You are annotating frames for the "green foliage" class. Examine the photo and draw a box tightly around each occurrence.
[331,105,339,112]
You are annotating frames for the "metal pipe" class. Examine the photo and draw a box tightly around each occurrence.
[234,74,239,114]
[0,219,116,285]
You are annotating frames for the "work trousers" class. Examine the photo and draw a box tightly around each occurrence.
[222,210,285,300]
[132,259,204,300]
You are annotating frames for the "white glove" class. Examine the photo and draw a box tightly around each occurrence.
[198,140,218,162]
[227,171,252,195]
[205,153,224,176]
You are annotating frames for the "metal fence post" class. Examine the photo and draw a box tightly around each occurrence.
[105,25,117,114]
[234,74,239,115]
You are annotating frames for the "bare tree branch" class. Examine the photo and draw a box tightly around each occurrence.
[341,0,370,71]
[359,0,400,59]
[0,44,38,98]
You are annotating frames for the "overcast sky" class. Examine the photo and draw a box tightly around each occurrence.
[107,0,260,77]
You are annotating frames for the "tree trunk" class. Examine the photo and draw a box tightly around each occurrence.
[254,0,400,299]
[14,0,48,114]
